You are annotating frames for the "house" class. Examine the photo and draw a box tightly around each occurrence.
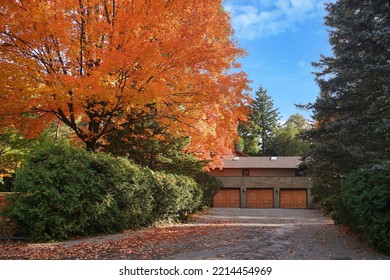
[210,155,312,209]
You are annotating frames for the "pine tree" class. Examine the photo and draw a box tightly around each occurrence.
[239,86,280,155]
[300,0,390,197]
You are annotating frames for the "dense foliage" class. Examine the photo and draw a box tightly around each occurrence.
[0,140,202,242]
[104,112,206,175]
[269,114,310,156]
[339,162,390,254]
[298,0,390,255]
[195,172,223,207]
[300,0,390,198]
[104,118,222,208]
[0,0,249,167]
[151,171,202,222]
[0,128,34,188]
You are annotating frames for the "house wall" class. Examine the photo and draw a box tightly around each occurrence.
[211,168,242,177]
[250,168,295,177]
[210,168,296,177]
[216,176,313,208]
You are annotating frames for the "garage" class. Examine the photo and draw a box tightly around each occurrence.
[246,188,274,208]
[280,189,307,209]
[213,188,240,208]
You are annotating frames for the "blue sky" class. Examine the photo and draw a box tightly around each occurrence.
[223,0,334,122]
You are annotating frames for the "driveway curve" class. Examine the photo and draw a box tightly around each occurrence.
[156,208,389,260]
[1,208,389,260]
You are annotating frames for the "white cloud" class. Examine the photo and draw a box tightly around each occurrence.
[224,0,329,40]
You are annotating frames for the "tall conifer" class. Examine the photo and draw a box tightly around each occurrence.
[300,0,390,195]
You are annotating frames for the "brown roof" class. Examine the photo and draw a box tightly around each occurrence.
[233,150,249,157]
[221,156,302,169]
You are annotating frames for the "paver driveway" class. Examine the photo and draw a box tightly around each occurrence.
[153,208,389,260]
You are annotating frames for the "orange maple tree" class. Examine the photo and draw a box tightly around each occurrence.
[0,0,250,167]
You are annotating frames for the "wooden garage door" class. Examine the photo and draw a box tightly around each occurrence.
[213,188,240,208]
[247,188,274,208]
[280,189,307,209]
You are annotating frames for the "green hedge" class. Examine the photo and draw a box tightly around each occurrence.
[0,140,201,242]
[195,172,223,207]
[151,171,202,221]
[340,161,390,255]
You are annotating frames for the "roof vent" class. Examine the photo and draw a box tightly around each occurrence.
[233,157,240,161]
[270,156,277,161]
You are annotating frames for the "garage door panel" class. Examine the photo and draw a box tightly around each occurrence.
[247,188,274,208]
[213,188,240,208]
[280,189,307,209]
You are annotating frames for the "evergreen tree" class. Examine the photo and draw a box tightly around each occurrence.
[239,86,280,155]
[300,0,390,199]
[237,118,261,155]
[103,104,206,174]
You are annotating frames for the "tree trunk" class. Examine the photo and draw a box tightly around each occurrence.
[85,140,98,152]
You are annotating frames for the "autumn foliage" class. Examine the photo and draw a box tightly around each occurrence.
[0,0,250,166]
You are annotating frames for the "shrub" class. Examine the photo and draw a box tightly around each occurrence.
[194,172,223,207]
[86,154,155,232]
[1,140,155,242]
[151,171,202,222]
[1,139,202,242]
[0,192,15,236]
[4,141,99,241]
[340,161,390,255]
[322,195,343,224]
